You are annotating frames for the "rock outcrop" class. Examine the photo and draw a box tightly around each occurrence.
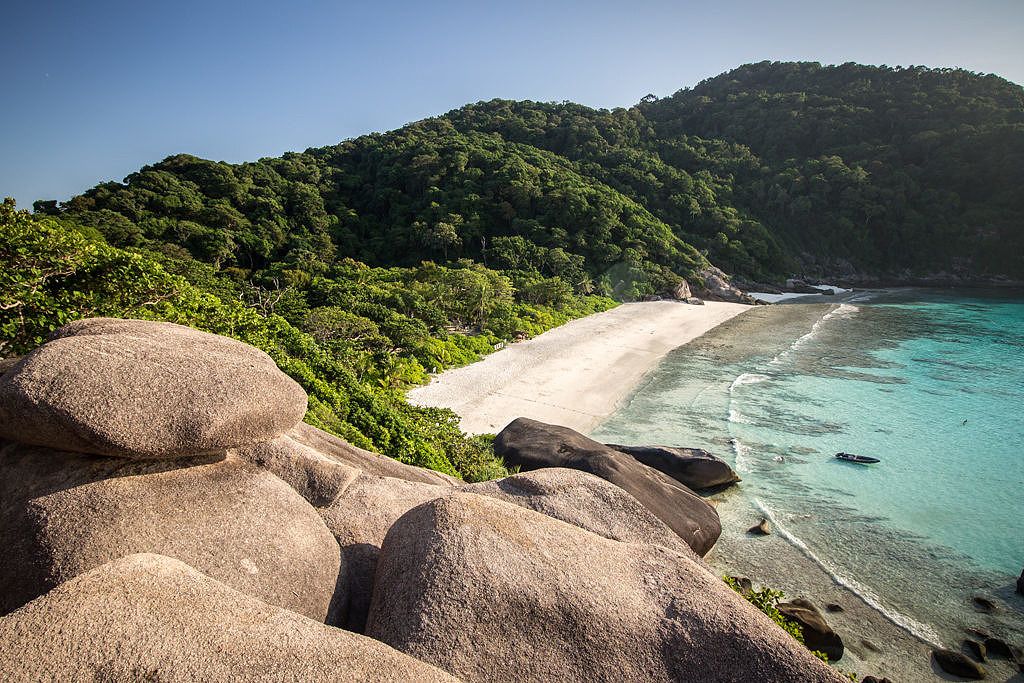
[696,265,755,304]
[0,318,307,459]
[0,553,458,683]
[606,443,740,489]
[494,417,721,555]
[933,648,986,679]
[777,598,844,661]
[366,494,843,683]
[0,441,341,620]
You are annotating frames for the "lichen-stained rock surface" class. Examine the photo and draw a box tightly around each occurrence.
[0,318,307,459]
[494,417,721,555]
[0,442,340,620]
[0,553,460,683]
[366,493,843,683]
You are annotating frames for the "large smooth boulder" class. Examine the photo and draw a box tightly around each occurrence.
[0,441,340,620]
[366,494,843,683]
[606,443,740,490]
[464,468,698,559]
[0,553,458,683]
[0,318,307,459]
[777,598,844,661]
[321,466,705,631]
[494,418,721,555]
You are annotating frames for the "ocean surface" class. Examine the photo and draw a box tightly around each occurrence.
[593,289,1024,651]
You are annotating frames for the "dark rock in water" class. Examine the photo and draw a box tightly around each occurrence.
[1017,568,1023,595]
[494,418,722,556]
[818,288,836,295]
[727,575,753,595]
[861,677,893,683]
[963,639,987,662]
[983,637,1012,659]
[972,595,997,613]
[685,296,705,306]
[777,598,844,661]
[748,517,771,535]
[932,648,986,679]
[966,627,992,641]
[605,444,740,490]
[825,603,844,613]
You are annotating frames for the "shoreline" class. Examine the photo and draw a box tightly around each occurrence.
[406,300,751,435]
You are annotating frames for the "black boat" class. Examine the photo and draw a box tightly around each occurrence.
[835,452,880,464]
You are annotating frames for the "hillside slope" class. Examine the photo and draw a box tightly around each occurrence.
[39,61,1024,282]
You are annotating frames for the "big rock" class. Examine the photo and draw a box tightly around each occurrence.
[0,441,340,620]
[606,443,740,490]
[777,598,844,661]
[464,468,698,559]
[0,553,458,683]
[494,418,721,555]
[366,494,843,683]
[323,465,701,631]
[0,318,308,459]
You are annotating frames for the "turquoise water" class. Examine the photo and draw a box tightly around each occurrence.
[594,289,1024,646]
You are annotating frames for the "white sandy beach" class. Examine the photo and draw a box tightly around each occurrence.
[407,300,751,434]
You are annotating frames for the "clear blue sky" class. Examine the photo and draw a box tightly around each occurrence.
[3,0,1022,208]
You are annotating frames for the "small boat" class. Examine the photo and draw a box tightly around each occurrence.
[835,452,880,464]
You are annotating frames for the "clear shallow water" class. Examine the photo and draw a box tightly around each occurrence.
[594,290,1024,647]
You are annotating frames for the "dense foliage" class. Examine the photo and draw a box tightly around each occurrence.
[1,199,612,481]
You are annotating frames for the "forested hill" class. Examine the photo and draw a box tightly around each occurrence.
[38,61,1024,285]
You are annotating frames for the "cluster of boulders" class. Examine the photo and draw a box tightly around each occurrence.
[0,318,845,681]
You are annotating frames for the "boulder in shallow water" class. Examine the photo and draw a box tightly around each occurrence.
[933,648,986,679]
[0,318,307,459]
[777,598,844,661]
[963,639,987,662]
[605,443,740,490]
[366,493,844,683]
[0,553,457,682]
[494,418,721,556]
[0,442,340,621]
[972,595,997,613]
